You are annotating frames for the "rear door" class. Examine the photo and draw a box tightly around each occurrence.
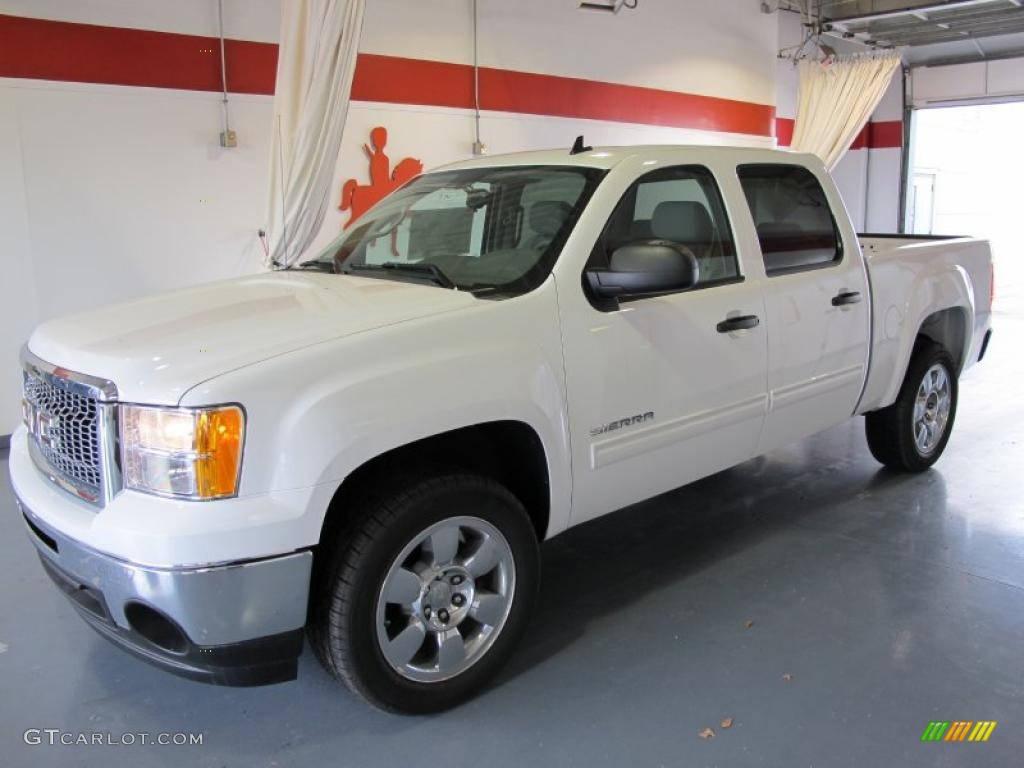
[735,163,870,454]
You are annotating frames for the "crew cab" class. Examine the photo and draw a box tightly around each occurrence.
[9,145,993,713]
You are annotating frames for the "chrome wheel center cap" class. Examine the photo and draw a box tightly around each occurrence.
[416,567,475,631]
[425,581,452,611]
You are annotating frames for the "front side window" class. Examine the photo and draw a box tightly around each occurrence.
[588,165,740,287]
[302,165,606,298]
[737,164,842,275]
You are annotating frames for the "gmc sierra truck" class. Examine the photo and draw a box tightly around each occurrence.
[10,145,993,713]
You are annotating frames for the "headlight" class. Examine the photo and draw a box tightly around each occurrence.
[121,405,244,500]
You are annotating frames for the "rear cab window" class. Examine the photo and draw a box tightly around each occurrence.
[736,164,843,275]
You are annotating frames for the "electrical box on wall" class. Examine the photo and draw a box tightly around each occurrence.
[220,130,237,148]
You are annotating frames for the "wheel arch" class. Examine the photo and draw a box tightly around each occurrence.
[317,420,553,551]
[859,256,976,414]
[885,303,970,407]
[917,306,971,374]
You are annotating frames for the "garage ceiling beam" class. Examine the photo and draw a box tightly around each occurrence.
[841,19,1024,45]
[824,0,1024,47]
[818,0,1003,23]
[865,3,1024,28]
[884,17,1024,37]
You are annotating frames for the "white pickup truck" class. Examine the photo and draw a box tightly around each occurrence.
[10,144,992,713]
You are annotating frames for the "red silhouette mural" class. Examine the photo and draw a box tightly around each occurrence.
[340,126,423,228]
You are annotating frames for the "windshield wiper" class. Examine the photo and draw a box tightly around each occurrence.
[346,262,456,289]
[293,260,337,273]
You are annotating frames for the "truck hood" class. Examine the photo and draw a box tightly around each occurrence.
[28,271,479,404]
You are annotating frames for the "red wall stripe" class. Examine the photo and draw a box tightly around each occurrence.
[350,54,475,111]
[0,14,277,94]
[484,65,773,136]
[775,117,902,150]
[775,117,795,147]
[1,13,788,138]
[352,53,775,137]
[864,119,903,149]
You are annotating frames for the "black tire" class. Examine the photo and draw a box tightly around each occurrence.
[308,470,540,713]
[865,339,958,472]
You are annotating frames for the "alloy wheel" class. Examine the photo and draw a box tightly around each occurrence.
[375,516,516,683]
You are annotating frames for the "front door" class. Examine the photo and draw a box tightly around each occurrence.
[557,163,769,524]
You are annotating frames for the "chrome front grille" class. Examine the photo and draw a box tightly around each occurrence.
[23,372,102,491]
[21,348,120,507]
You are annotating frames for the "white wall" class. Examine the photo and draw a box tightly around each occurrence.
[3,81,274,318]
[0,0,280,39]
[862,79,903,234]
[0,93,40,435]
[359,0,776,104]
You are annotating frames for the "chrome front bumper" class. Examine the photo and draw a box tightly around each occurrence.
[18,495,313,686]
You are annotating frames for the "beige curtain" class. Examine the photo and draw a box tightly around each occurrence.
[791,52,901,170]
[265,0,365,267]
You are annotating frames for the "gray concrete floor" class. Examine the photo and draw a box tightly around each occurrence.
[3,303,1023,768]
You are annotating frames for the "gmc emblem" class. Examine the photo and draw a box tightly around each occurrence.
[24,401,59,449]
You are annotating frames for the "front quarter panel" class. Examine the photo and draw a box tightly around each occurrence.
[179,279,572,546]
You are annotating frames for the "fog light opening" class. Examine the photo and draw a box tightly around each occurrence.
[123,602,189,654]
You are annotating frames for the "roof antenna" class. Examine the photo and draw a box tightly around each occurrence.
[570,135,592,155]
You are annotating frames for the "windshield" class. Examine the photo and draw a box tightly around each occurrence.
[302,165,606,298]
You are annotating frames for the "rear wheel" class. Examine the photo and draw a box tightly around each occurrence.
[309,471,540,713]
[865,340,958,472]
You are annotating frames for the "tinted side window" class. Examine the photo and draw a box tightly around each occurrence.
[736,164,842,275]
[590,165,739,286]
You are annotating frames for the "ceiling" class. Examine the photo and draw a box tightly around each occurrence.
[781,0,1024,66]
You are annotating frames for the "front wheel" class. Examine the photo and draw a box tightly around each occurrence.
[309,471,540,713]
[865,339,958,472]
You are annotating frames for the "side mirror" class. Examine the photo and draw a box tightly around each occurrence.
[585,241,699,299]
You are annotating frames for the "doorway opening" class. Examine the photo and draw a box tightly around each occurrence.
[907,101,1024,303]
